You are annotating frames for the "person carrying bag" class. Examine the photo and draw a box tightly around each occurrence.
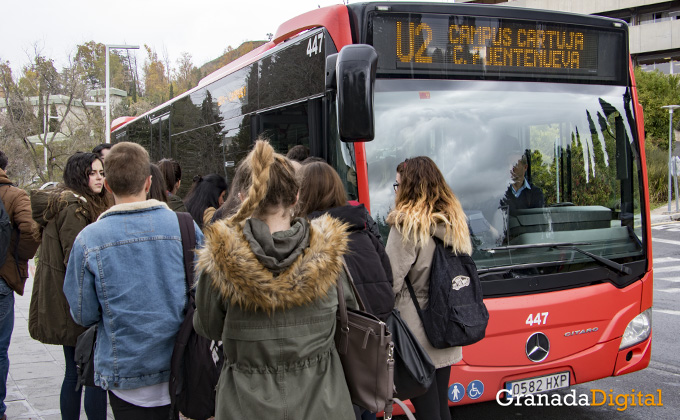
[385,157,474,420]
[335,259,394,418]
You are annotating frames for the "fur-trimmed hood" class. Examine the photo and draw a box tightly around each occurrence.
[196,214,349,313]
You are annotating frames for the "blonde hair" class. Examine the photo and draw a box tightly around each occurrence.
[387,157,472,255]
[229,139,298,225]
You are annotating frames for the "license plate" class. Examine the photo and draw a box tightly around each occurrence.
[505,371,570,397]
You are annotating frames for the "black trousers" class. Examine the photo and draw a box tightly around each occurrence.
[410,365,452,420]
[108,391,178,420]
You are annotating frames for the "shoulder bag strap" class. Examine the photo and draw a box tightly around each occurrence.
[392,398,417,420]
[340,257,366,312]
[176,212,196,300]
[404,275,427,325]
[335,263,350,355]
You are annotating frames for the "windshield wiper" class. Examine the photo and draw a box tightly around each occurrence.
[481,242,632,276]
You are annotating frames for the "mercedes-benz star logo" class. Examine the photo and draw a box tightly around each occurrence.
[526,332,550,362]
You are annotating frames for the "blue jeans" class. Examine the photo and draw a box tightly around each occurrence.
[61,345,108,420]
[0,278,14,417]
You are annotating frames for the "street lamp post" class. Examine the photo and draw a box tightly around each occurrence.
[42,104,59,174]
[661,105,680,212]
[105,44,139,143]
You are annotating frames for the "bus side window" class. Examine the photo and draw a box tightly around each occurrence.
[258,102,310,156]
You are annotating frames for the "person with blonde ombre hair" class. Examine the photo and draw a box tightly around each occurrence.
[192,139,358,420]
[385,156,471,420]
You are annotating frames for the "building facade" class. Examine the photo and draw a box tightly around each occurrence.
[463,0,680,73]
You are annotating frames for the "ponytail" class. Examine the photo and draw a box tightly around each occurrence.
[230,140,275,225]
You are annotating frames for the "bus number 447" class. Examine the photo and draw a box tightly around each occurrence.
[306,34,324,57]
[526,312,549,326]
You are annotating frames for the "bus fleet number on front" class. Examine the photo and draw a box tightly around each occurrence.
[306,34,324,57]
[526,312,549,326]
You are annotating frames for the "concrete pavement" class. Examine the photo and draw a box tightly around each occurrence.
[4,261,114,420]
[650,203,680,225]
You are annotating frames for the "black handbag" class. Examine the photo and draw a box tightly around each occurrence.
[74,325,97,391]
[335,259,395,419]
[386,309,435,400]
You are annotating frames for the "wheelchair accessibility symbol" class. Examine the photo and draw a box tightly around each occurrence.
[448,383,465,403]
[467,380,484,400]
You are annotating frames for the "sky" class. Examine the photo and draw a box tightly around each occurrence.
[1,0,454,75]
[0,0,362,74]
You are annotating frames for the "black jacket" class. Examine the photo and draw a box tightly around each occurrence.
[501,181,545,213]
[309,204,394,321]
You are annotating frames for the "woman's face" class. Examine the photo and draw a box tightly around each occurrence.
[88,159,105,194]
[394,172,402,201]
[218,190,226,206]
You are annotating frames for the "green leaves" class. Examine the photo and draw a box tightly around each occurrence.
[634,67,680,149]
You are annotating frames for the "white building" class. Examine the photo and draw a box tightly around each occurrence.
[0,88,126,144]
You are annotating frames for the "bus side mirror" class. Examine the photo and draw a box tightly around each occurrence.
[326,45,378,142]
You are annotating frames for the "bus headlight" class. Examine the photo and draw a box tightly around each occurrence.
[619,308,652,350]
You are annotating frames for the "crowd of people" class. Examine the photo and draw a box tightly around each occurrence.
[0,140,472,420]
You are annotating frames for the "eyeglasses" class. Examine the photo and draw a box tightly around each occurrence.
[393,182,399,192]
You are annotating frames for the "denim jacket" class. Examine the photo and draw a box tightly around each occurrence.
[63,200,204,390]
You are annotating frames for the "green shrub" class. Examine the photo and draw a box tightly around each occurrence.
[646,142,670,203]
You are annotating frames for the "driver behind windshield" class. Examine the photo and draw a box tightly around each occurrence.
[501,150,545,213]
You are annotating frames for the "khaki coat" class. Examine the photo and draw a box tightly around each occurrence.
[193,215,357,420]
[385,224,463,368]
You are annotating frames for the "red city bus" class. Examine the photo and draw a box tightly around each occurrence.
[112,1,652,413]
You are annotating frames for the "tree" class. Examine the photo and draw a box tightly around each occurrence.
[634,67,680,149]
[174,52,198,95]
[143,45,169,105]
[0,53,95,185]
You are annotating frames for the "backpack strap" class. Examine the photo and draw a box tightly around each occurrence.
[404,236,445,323]
[176,212,196,300]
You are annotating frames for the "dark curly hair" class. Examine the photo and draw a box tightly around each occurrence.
[57,152,110,221]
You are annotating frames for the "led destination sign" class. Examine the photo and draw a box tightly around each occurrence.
[372,13,626,82]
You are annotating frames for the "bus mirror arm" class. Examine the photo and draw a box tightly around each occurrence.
[325,53,338,90]
[333,44,378,142]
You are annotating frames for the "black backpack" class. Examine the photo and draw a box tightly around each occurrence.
[405,237,489,349]
[0,184,15,267]
[169,213,223,420]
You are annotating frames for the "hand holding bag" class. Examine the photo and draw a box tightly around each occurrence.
[386,308,436,400]
[335,259,395,419]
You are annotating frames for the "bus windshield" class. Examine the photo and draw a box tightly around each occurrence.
[365,79,645,281]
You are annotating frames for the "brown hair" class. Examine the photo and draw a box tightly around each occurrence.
[212,157,252,221]
[104,142,151,196]
[230,139,298,225]
[148,163,168,202]
[158,158,182,194]
[296,161,347,217]
[387,156,471,255]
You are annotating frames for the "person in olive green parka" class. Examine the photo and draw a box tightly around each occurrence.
[193,140,358,420]
[29,152,111,420]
